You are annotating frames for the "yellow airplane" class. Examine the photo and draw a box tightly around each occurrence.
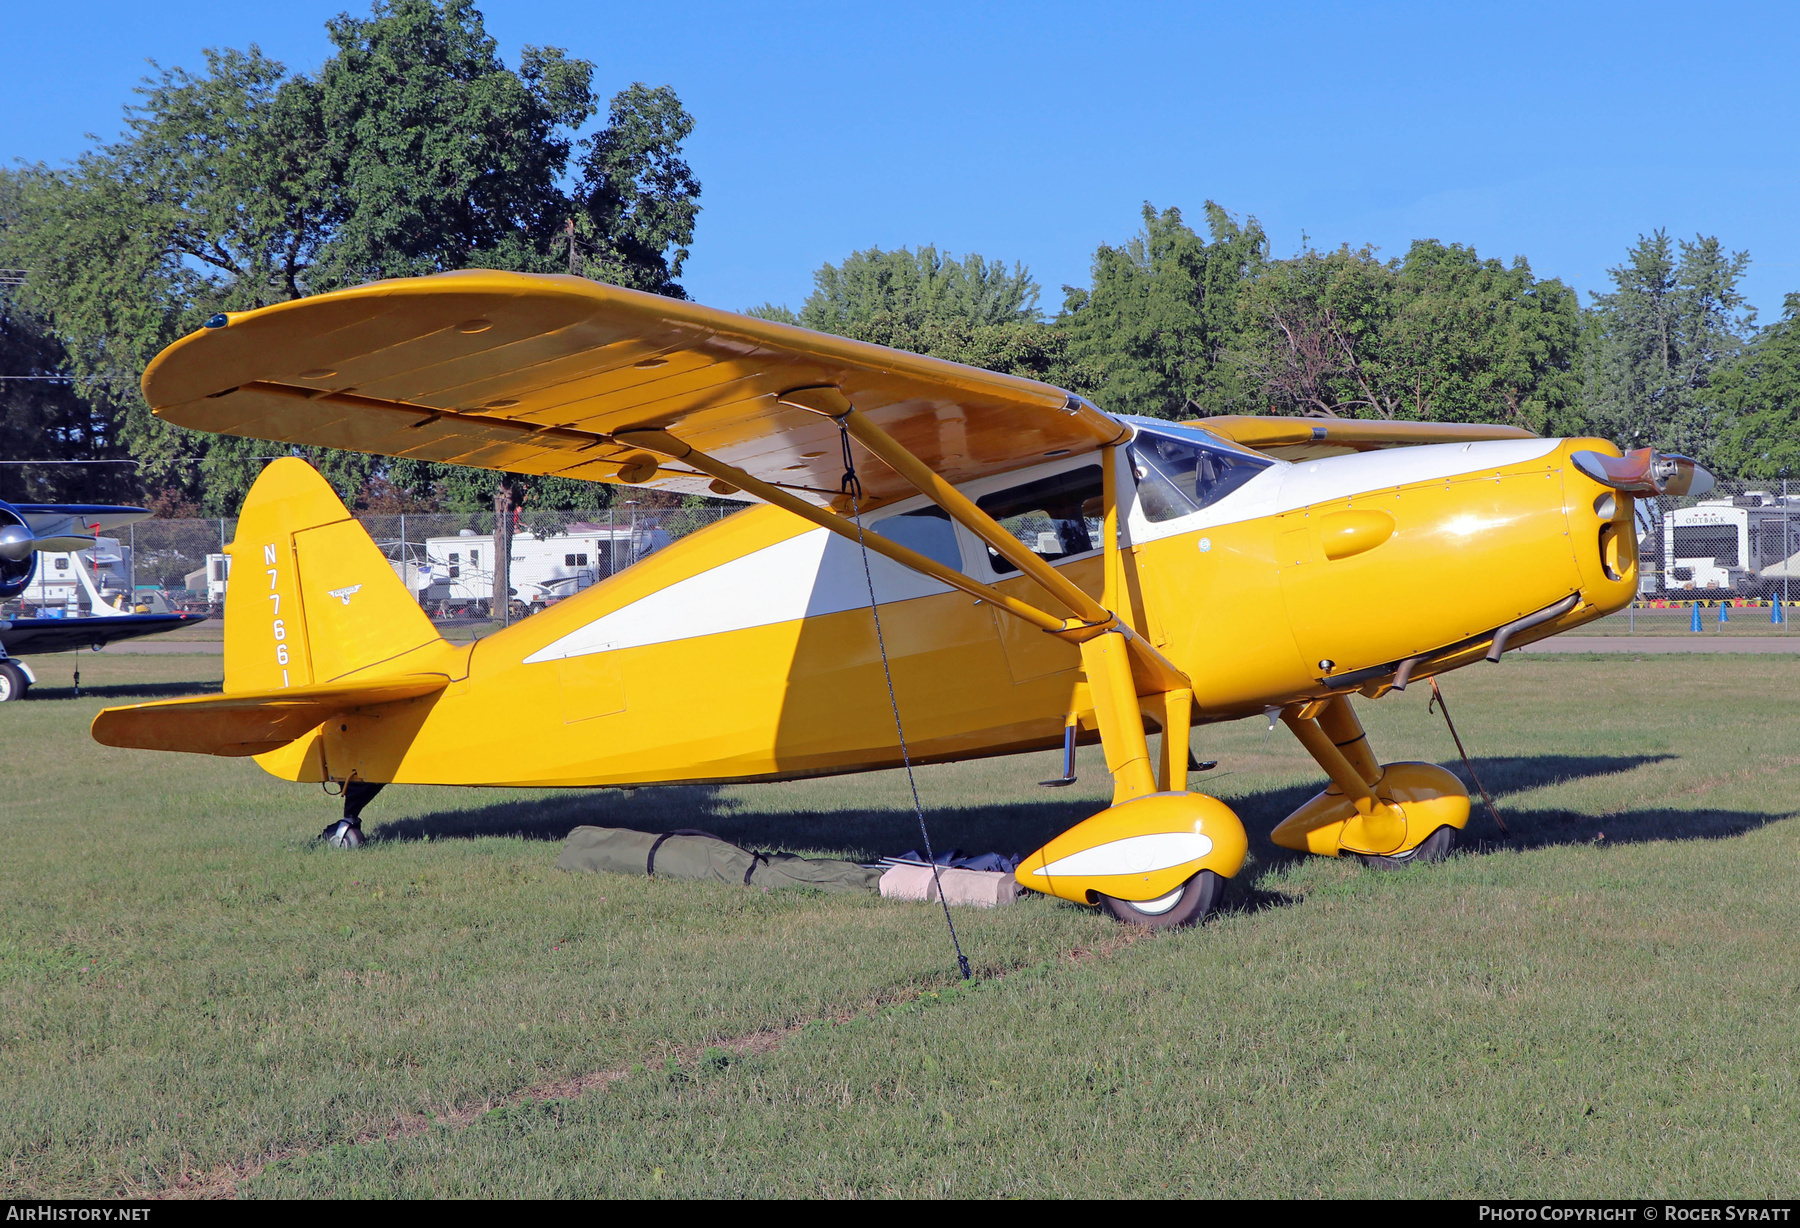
[91,270,1710,928]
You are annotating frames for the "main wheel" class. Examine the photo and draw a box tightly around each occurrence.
[1358,824,1455,870]
[0,662,29,702]
[320,819,366,849]
[1099,869,1225,930]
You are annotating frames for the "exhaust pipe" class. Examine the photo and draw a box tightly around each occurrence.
[1486,594,1580,662]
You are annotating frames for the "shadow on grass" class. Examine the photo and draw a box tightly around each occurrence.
[370,751,1751,866]
[30,680,221,701]
[374,786,1098,862]
[1226,752,1780,870]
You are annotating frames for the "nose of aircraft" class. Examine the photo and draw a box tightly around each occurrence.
[1570,446,1714,499]
[1561,440,1714,620]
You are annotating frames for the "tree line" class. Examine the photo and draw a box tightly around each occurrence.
[762,212,1791,484]
[3,0,1795,517]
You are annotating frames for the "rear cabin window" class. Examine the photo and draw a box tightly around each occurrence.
[976,466,1104,575]
[872,505,962,572]
[1131,429,1271,523]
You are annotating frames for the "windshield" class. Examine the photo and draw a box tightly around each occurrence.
[1130,427,1273,523]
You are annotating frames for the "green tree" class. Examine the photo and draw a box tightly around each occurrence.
[562,84,700,296]
[309,0,596,288]
[0,0,701,515]
[1225,238,1582,428]
[753,245,1092,389]
[0,299,136,503]
[1058,202,1267,419]
[1715,293,1800,480]
[1583,230,1754,459]
[777,244,1040,333]
[1226,241,1393,418]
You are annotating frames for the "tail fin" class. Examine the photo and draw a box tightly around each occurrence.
[225,458,443,692]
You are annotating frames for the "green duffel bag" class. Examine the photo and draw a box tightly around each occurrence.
[556,826,881,894]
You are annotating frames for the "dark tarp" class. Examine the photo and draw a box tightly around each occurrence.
[556,826,881,894]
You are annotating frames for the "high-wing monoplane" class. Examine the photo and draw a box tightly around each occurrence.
[0,501,208,700]
[90,270,1708,924]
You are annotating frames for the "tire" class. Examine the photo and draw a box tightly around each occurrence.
[1099,869,1225,930]
[0,662,28,702]
[1359,824,1455,870]
[320,819,366,849]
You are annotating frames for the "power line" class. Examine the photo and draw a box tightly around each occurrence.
[0,459,140,467]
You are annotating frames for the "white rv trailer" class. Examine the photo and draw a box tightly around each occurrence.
[18,539,133,612]
[1662,494,1800,596]
[420,526,669,613]
[182,553,232,605]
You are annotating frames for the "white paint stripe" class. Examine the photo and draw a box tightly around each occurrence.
[1273,438,1561,512]
[1032,831,1215,878]
[1127,437,1562,544]
[523,528,953,663]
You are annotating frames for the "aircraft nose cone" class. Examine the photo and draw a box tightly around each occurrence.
[0,524,33,562]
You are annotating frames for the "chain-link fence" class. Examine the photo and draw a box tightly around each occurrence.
[7,474,1795,638]
[1569,475,1797,637]
[0,504,741,627]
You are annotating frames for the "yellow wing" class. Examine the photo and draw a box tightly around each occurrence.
[1189,415,1537,462]
[143,270,1122,506]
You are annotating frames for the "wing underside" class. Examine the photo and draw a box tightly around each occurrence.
[143,270,1121,507]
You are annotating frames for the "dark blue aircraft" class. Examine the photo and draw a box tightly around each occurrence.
[0,501,208,700]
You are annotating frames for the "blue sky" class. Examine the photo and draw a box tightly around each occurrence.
[6,1,1797,322]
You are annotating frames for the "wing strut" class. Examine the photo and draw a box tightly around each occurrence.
[619,389,1194,806]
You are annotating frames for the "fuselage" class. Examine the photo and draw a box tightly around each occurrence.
[272,419,1635,789]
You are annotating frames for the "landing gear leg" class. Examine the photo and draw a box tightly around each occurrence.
[1271,696,1470,859]
[320,780,385,849]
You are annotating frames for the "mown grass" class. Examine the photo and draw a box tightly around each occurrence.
[3,651,1798,1197]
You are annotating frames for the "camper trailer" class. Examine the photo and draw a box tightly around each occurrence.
[181,553,232,608]
[18,539,133,613]
[420,525,668,615]
[1662,494,1800,596]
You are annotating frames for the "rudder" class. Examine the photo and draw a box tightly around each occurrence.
[225,458,443,692]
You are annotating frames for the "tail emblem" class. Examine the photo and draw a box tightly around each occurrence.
[327,584,363,606]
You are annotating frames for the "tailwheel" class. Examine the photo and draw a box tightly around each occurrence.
[1358,824,1455,870]
[1099,869,1226,930]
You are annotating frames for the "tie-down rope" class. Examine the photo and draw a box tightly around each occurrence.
[839,420,972,980]
[1428,677,1508,837]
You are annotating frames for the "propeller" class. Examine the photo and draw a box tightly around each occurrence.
[1570,448,1714,498]
[0,524,96,561]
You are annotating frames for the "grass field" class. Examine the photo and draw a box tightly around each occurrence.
[4,650,1799,1198]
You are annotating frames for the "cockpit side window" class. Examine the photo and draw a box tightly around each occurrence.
[975,465,1105,575]
[1130,429,1272,523]
[871,504,963,572]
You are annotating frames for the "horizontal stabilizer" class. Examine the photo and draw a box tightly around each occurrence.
[91,674,449,757]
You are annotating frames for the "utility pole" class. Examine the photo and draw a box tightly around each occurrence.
[627,500,639,566]
[492,481,514,627]
[565,217,578,276]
